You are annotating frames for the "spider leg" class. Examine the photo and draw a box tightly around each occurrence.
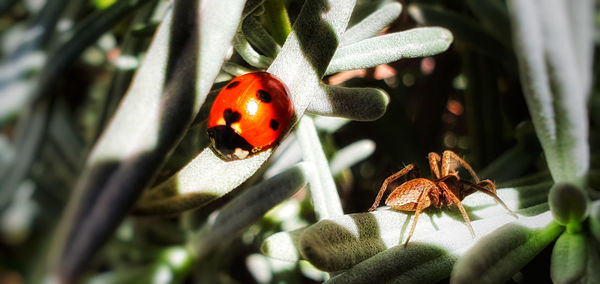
[477,179,497,194]
[463,180,518,218]
[441,150,480,183]
[428,152,442,180]
[438,181,476,238]
[368,164,419,211]
[403,185,433,246]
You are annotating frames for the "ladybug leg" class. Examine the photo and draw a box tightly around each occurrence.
[441,150,480,183]
[438,181,475,238]
[369,164,419,212]
[403,184,434,246]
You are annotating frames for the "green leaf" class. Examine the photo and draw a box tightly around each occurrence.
[298,213,389,271]
[188,164,309,256]
[0,0,153,208]
[327,27,453,75]
[242,15,280,58]
[263,135,371,179]
[538,1,590,185]
[50,0,247,279]
[450,222,563,284]
[329,140,375,176]
[551,231,587,284]
[407,4,509,61]
[263,0,292,45]
[157,246,195,279]
[506,0,589,186]
[93,0,117,9]
[340,2,402,45]
[565,0,595,98]
[582,237,600,284]
[327,245,456,284]
[478,143,538,184]
[135,0,358,216]
[135,148,273,215]
[296,116,343,219]
[464,0,511,47]
[497,171,552,189]
[589,200,600,242]
[0,0,67,120]
[233,31,273,69]
[295,186,550,272]
[306,84,389,121]
[510,182,552,213]
[313,116,349,133]
[88,246,193,284]
[261,229,305,262]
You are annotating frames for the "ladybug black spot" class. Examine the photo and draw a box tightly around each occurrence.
[223,108,241,125]
[257,90,272,103]
[270,119,279,131]
[226,81,240,89]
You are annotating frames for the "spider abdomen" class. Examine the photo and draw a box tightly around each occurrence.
[385,178,436,211]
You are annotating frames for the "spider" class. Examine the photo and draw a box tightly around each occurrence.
[368,150,517,246]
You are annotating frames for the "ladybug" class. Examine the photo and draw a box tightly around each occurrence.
[207,72,294,160]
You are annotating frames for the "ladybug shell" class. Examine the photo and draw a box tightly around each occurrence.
[207,72,294,160]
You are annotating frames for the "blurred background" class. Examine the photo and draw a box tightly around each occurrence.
[0,0,597,283]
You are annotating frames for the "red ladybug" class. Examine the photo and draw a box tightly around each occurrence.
[207,72,294,160]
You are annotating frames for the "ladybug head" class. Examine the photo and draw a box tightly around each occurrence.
[207,125,257,160]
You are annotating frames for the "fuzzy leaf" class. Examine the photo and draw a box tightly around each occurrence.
[589,200,600,242]
[296,116,343,219]
[340,2,402,45]
[263,0,292,45]
[51,0,247,279]
[478,143,538,183]
[264,135,370,179]
[88,246,194,284]
[0,0,152,208]
[233,31,273,69]
[313,116,349,133]
[189,163,309,256]
[582,238,600,284]
[450,221,563,283]
[242,15,280,58]
[538,0,589,185]
[329,140,375,175]
[464,0,511,46]
[507,0,589,186]
[135,148,272,214]
[261,229,305,262]
[0,0,67,119]
[295,185,551,272]
[306,84,389,121]
[408,4,509,61]
[566,0,595,98]
[327,27,453,75]
[263,136,302,179]
[550,231,587,284]
[136,0,357,215]
[327,245,456,283]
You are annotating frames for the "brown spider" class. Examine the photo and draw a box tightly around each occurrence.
[368,150,517,246]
